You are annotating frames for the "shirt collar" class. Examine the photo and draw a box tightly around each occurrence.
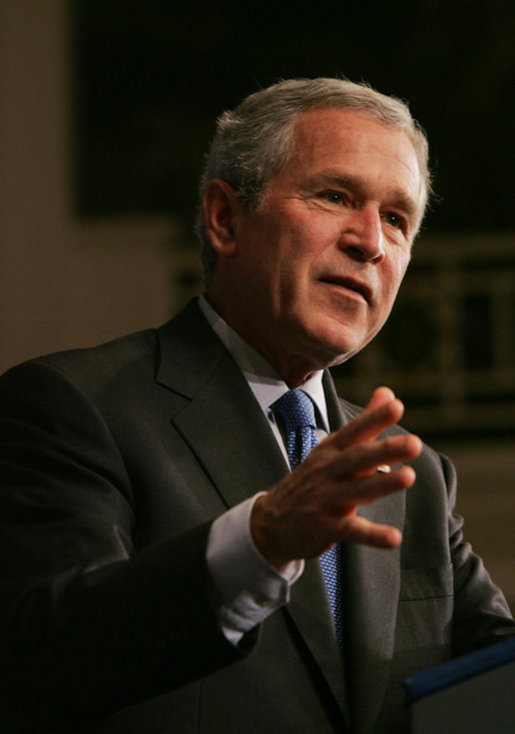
[198,295,329,431]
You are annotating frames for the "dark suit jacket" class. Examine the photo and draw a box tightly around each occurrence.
[0,299,513,733]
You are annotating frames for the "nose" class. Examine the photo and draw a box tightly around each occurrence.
[338,204,385,263]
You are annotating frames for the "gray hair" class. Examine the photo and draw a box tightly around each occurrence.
[196,77,431,285]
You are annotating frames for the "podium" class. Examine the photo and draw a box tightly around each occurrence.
[404,637,515,733]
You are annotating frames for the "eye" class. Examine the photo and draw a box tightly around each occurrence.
[322,191,345,205]
[383,211,405,231]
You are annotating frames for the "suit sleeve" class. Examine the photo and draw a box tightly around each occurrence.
[439,453,515,655]
[0,360,246,731]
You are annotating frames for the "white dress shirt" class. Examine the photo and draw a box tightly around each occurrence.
[199,296,330,645]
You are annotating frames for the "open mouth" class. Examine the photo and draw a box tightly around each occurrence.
[320,277,371,303]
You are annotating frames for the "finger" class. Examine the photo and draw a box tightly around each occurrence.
[338,513,402,548]
[330,434,422,478]
[328,396,405,450]
[363,386,396,413]
[333,464,417,505]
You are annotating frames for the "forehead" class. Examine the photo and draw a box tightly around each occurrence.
[279,107,423,211]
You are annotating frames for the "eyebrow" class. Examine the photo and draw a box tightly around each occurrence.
[304,171,420,221]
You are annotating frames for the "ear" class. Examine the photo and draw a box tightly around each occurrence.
[203,179,240,259]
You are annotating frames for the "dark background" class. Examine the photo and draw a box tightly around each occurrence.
[73,0,514,240]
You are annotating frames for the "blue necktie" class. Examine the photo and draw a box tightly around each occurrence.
[272,389,317,469]
[272,390,344,648]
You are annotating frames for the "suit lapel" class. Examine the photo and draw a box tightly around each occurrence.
[343,500,403,733]
[171,364,289,508]
[155,300,289,509]
[285,559,350,723]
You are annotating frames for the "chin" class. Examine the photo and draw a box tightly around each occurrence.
[300,329,365,370]
[312,319,369,361]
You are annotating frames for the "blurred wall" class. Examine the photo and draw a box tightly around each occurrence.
[0,1,182,375]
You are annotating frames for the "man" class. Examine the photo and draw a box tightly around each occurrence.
[0,78,513,733]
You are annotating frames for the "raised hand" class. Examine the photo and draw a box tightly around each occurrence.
[251,387,422,570]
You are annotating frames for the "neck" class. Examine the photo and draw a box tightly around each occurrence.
[271,358,320,389]
[203,292,325,388]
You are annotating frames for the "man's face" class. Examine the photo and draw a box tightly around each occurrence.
[211,108,423,385]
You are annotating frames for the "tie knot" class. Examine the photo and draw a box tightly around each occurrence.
[273,389,317,434]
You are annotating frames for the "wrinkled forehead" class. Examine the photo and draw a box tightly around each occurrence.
[287,107,426,222]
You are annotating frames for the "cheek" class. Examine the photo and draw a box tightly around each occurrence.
[376,258,409,317]
[386,254,409,295]
[285,210,336,253]
[269,224,324,288]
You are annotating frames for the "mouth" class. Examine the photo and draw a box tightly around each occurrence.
[319,276,372,304]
